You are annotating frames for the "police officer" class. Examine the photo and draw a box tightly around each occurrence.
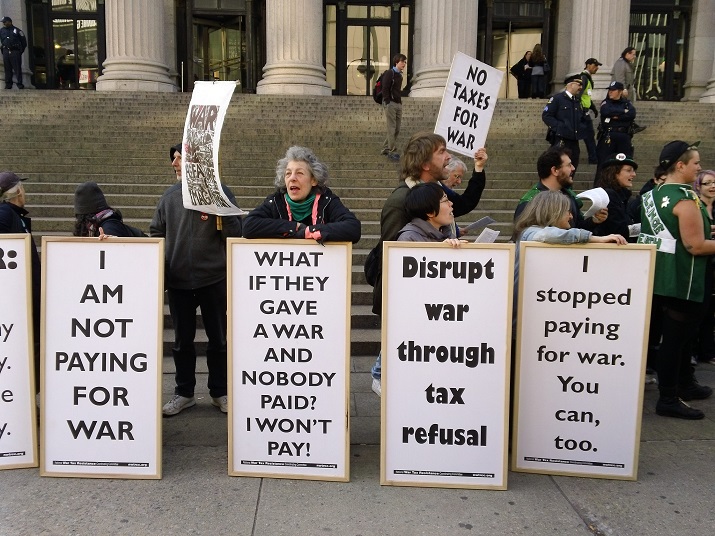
[542,74,583,170]
[577,58,602,165]
[1,16,27,89]
[596,81,636,167]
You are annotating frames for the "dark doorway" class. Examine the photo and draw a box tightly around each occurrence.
[629,7,690,101]
[25,0,105,90]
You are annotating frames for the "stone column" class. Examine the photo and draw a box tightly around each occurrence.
[699,46,715,103]
[256,0,331,95]
[568,0,630,99]
[409,0,478,97]
[685,0,715,101]
[96,0,175,92]
[0,0,33,89]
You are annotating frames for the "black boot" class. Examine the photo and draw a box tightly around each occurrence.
[655,397,704,420]
[677,379,713,401]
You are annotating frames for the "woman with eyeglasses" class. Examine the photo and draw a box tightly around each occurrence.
[691,169,715,366]
[396,182,464,247]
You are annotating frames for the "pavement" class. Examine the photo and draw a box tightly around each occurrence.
[2,360,714,536]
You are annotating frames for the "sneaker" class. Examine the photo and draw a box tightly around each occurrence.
[677,382,713,401]
[211,395,229,413]
[644,373,658,385]
[387,152,400,161]
[371,378,382,397]
[655,397,704,420]
[162,394,196,416]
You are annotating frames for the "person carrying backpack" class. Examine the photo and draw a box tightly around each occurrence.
[380,53,407,161]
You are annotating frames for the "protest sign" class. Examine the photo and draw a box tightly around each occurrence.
[513,243,655,480]
[435,51,504,158]
[181,80,246,216]
[0,235,37,470]
[41,238,164,479]
[381,242,514,489]
[228,239,351,481]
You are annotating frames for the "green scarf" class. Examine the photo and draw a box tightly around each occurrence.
[285,192,316,222]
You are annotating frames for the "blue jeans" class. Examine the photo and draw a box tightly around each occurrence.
[371,352,381,380]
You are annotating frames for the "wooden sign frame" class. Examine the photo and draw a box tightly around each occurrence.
[0,234,38,470]
[227,239,351,481]
[40,237,164,479]
[512,242,655,480]
[380,242,514,490]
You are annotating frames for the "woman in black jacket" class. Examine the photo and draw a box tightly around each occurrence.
[73,181,144,237]
[242,146,361,244]
[510,51,532,99]
[592,153,639,241]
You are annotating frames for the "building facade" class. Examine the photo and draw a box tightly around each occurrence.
[1,0,714,102]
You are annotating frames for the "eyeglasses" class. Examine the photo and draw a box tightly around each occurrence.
[440,196,450,204]
[700,181,715,187]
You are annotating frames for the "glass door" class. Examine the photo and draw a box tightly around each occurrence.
[193,19,246,87]
[325,2,411,96]
[346,24,390,95]
[629,11,687,101]
[25,0,103,89]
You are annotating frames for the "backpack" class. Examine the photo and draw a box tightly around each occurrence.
[372,70,389,104]
[363,240,382,286]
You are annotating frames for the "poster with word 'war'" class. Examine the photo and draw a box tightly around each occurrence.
[0,235,37,470]
[434,51,504,159]
[382,242,514,490]
[513,243,655,480]
[228,239,351,481]
[181,81,246,216]
[41,237,164,479]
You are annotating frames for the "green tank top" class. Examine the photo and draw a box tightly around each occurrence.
[638,183,710,301]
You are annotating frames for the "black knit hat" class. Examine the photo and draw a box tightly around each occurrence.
[170,143,182,161]
[74,182,109,214]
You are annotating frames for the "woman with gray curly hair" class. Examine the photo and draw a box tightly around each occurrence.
[242,146,361,243]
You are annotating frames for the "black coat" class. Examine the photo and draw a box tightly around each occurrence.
[242,186,361,244]
[543,91,582,141]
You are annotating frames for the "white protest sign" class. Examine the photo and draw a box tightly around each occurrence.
[513,243,655,480]
[228,239,351,481]
[435,51,504,158]
[41,238,164,479]
[0,235,37,470]
[181,81,246,216]
[381,242,513,489]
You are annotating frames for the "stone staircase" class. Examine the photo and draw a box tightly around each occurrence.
[2,91,714,358]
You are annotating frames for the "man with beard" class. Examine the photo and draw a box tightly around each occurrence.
[368,132,488,395]
[513,148,608,232]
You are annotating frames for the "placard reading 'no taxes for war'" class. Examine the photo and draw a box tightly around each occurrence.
[434,51,504,159]
[382,242,514,490]
[513,243,655,480]
[41,237,164,479]
[228,239,351,481]
[0,235,38,470]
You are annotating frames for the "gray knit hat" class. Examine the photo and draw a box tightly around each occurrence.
[74,182,109,214]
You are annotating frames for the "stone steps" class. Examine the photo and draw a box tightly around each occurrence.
[4,92,714,359]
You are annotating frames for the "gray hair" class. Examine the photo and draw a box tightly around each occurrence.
[274,146,329,191]
[1,183,23,202]
[445,157,467,174]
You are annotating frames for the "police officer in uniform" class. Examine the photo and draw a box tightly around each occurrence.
[542,74,583,170]
[1,16,26,89]
[577,58,602,165]
[596,81,637,167]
